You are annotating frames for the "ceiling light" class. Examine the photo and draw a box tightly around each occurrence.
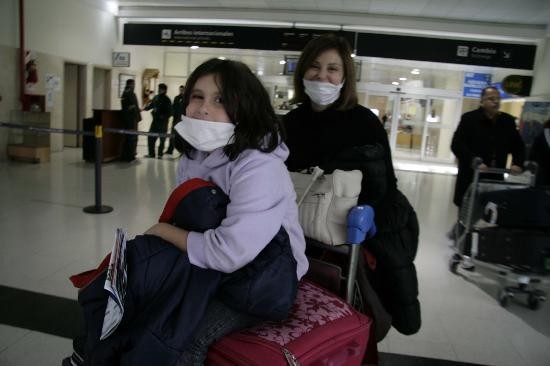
[392,81,400,85]
[279,60,286,65]
[190,45,199,49]
[399,77,407,81]
[411,69,420,75]
[218,56,226,60]
[106,1,118,15]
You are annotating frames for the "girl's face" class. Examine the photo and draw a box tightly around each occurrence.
[303,48,344,86]
[186,74,232,123]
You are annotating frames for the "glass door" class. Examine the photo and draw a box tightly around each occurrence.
[365,94,395,138]
[421,97,460,162]
[394,95,427,160]
[365,91,460,163]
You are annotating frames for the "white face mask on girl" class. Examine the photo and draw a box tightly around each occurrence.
[303,79,344,106]
[175,115,235,152]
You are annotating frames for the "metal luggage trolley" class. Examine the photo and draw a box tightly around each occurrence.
[449,158,548,310]
[290,167,376,305]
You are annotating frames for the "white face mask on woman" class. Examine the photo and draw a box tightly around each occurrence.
[303,79,344,106]
[175,115,235,152]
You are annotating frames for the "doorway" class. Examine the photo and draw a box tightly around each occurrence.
[92,67,111,110]
[365,90,460,163]
[63,63,86,147]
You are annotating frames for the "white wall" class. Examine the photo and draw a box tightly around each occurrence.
[0,0,118,160]
[531,36,550,99]
[25,0,116,65]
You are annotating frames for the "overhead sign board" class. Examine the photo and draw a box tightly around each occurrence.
[124,24,536,70]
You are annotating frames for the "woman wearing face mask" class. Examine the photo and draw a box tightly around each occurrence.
[284,34,421,338]
[284,33,397,209]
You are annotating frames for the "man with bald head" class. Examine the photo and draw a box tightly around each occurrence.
[447,87,525,257]
[451,86,525,209]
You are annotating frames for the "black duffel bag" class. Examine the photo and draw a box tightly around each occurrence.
[480,188,550,229]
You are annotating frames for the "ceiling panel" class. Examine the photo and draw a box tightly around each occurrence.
[116,0,550,26]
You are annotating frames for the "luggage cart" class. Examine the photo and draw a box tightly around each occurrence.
[449,158,548,310]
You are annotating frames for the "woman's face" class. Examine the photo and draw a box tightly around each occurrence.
[303,48,344,85]
[186,74,232,123]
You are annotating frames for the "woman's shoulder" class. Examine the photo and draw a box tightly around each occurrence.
[284,104,307,119]
[351,104,379,119]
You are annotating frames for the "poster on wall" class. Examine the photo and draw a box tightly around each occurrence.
[463,72,491,98]
[519,101,550,155]
[24,51,38,93]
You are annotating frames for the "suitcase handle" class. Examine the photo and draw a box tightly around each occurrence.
[472,157,538,187]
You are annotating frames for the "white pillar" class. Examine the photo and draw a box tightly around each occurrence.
[531,30,550,99]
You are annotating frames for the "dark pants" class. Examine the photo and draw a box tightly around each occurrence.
[148,119,168,157]
[165,120,179,154]
[78,236,221,365]
[178,297,260,365]
[120,120,137,161]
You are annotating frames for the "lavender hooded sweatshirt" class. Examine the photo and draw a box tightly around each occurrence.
[176,143,308,280]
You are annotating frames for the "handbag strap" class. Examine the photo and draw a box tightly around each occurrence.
[296,166,324,207]
[297,166,324,207]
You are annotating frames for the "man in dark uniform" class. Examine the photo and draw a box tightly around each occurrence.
[165,85,185,155]
[144,83,172,159]
[120,79,141,162]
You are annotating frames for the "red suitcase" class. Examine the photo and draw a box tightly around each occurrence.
[207,280,373,366]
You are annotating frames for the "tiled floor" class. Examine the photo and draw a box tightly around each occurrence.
[0,147,549,365]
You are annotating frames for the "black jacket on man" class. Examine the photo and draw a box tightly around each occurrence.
[120,88,141,161]
[529,127,550,186]
[451,107,525,206]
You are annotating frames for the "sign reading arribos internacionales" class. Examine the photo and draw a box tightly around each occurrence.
[124,23,536,70]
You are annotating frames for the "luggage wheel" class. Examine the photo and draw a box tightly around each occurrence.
[449,254,461,274]
[498,289,512,308]
[527,291,546,311]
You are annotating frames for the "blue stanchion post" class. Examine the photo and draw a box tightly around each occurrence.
[83,125,113,214]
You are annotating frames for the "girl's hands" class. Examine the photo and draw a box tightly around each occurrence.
[145,223,189,252]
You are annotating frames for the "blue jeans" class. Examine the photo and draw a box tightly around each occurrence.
[178,297,261,365]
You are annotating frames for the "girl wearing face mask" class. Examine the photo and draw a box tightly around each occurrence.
[283,34,421,337]
[146,58,308,364]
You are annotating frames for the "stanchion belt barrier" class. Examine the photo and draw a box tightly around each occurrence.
[0,122,173,214]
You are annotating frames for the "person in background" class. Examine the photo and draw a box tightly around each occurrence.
[283,33,420,337]
[529,118,550,186]
[449,86,525,268]
[144,83,172,159]
[451,86,525,207]
[451,86,524,210]
[165,85,185,155]
[119,79,141,162]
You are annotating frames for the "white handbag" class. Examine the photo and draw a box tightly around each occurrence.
[289,167,363,246]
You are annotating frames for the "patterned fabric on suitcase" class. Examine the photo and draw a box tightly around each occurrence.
[207,280,372,366]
